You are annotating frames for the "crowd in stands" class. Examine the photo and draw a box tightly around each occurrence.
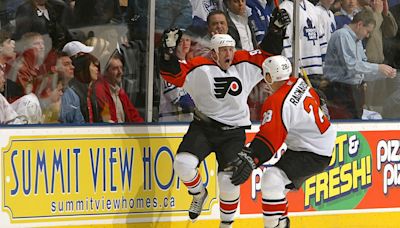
[0,0,399,125]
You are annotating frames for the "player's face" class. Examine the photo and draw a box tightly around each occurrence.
[208,14,228,35]
[217,46,235,70]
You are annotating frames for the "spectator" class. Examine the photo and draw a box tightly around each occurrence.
[159,32,195,122]
[224,0,258,50]
[280,0,328,88]
[247,0,274,44]
[186,0,219,37]
[362,0,398,113]
[0,68,22,124]
[335,0,360,29]
[85,36,113,72]
[316,0,337,43]
[11,32,46,99]
[60,53,101,123]
[363,0,397,64]
[11,92,43,124]
[0,30,24,102]
[95,54,143,123]
[62,40,94,59]
[191,10,229,57]
[381,2,400,118]
[54,51,74,88]
[39,75,63,123]
[14,0,71,50]
[323,8,397,119]
[332,0,342,13]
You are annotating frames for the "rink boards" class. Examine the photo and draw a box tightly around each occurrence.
[0,122,399,227]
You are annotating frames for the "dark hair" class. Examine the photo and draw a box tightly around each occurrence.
[0,30,11,44]
[72,53,99,83]
[206,10,227,26]
[352,8,376,27]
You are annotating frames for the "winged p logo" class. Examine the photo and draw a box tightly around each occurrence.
[214,77,242,98]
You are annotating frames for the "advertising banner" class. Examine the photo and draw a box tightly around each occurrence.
[240,130,400,214]
[1,132,218,222]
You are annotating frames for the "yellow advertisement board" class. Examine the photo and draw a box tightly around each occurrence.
[2,133,218,222]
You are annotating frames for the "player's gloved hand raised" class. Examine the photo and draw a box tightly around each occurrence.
[227,147,257,186]
[270,8,291,30]
[161,28,183,60]
[162,28,183,49]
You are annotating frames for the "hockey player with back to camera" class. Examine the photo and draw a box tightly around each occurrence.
[228,55,337,228]
[159,8,290,228]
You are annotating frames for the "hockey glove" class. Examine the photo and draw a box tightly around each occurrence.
[270,8,291,30]
[178,93,195,112]
[161,28,183,60]
[314,88,330,119]
[229,147,257,186]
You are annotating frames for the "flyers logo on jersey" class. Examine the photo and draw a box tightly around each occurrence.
[214,77,242,98]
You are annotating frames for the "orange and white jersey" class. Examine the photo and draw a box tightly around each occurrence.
[256,77,336,157]
[161,49,273,127]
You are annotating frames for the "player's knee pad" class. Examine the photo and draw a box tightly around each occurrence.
[174,152,199,181]
[261,167,291,199]
[218,171,240,200]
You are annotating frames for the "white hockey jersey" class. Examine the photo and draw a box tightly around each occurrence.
[256,77,336,156]
[280,0,327,76]
[315,4,336,43]
[161,49,272,127]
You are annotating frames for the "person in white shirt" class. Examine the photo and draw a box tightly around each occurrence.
[224,0,258,50]
[316,0,337,43]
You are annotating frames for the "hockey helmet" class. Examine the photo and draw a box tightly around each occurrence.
[262,55,292,83]
[210,34,236,53]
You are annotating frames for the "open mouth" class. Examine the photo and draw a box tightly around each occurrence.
[225,58,230,64]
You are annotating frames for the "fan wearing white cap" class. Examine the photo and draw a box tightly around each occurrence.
[158,9,290,228]
[62,41,94,58]
[229,55,337,228]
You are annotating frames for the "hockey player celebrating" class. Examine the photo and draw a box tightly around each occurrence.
[229,55,337,228]
[159,9,290,228]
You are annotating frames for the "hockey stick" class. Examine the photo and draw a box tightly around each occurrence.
[274,0,280,8]
[299,60,313,88]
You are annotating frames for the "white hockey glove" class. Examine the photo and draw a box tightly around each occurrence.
[161,28,183,60]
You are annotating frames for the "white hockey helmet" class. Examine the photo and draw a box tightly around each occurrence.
[210,34,236,53]
[262,55,292,83]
